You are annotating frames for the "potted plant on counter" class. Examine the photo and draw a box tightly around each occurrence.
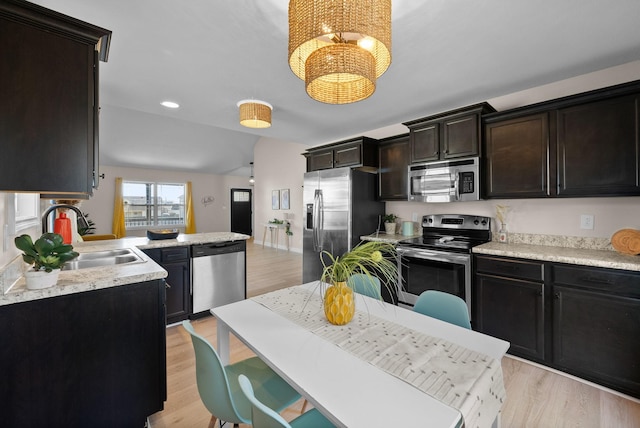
[14,233,79,290]
[383,214,398,234]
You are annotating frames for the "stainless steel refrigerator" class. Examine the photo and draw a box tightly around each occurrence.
[303,167,385,283]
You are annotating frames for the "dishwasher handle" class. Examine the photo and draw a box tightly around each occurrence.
[192,241,245,257]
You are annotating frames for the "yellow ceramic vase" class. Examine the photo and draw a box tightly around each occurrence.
[324,281,355,325]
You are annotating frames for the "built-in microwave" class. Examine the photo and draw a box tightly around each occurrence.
[408,157,480,203]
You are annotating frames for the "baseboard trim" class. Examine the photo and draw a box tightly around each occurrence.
[504,354,640,404]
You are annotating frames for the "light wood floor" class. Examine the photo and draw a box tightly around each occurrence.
[149,240,640,428]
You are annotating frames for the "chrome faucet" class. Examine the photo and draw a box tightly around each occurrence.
[42,204,90,234]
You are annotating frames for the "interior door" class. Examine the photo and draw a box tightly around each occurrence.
[230,188,252,236]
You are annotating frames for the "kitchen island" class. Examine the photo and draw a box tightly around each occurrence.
[0,231,249,427]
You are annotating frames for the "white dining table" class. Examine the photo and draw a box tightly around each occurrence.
[211,283,510,428]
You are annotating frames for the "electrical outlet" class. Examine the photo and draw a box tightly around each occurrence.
[412,212,418,222]
[580,214,594,230]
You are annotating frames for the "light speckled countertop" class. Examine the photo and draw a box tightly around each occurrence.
[364,230,640,272]
[473,241,640,272]
[0,232,250,306]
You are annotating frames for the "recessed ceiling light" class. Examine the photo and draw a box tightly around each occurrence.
[161,101,180,109]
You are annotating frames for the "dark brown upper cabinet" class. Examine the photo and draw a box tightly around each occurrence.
[404,103,496,163]
[377,133,410,201]
[484,113,551,198]
[483,80,640,199]
[304,136,378,172]
[557,94,640,196]
[0,0,111,195]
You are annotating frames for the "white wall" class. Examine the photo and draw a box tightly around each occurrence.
[386,197,640,239]
[79,165,250,236]
[253,137,307,252]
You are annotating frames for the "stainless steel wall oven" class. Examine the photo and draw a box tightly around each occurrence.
[396,214,492,317]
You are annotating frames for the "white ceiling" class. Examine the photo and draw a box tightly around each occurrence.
[31,0,640,177]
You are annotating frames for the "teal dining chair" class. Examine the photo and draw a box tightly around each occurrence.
[347,273,382,299]
[182,320,302,428]
[412,290,472,329]
[238,374,335,428]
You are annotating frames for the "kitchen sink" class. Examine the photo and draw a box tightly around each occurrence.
[62,248,145,270]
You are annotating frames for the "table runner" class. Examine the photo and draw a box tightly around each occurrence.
[252,285,505,428]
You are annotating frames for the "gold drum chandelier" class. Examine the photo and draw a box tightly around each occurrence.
[237,100,273,128]
[288,0,392,104]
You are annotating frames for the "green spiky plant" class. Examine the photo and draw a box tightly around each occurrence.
[320,240,397,297]
[14,233,79,272]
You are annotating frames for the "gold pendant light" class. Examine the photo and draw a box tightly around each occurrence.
[288,0,392,104]
[237,100,273,128]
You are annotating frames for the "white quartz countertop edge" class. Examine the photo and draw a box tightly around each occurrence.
[473,241,640,272]
[1,232,250,306]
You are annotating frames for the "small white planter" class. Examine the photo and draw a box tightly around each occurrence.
[384,222,396,234]
[24,269,60,290]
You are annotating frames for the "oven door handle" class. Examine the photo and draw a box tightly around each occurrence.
[397,246,470,264]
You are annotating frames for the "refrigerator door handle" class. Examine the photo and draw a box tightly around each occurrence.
[313,189,323,252]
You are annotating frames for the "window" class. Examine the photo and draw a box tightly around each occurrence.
[123,181,186,228]
[5,192,40,234]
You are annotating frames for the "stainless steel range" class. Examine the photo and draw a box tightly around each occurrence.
[396,214,492,316]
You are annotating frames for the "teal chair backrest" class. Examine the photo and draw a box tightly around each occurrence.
[348,273,382,299]
[412,290,472,329]
[238,374,292,428]
[182,320,247,424]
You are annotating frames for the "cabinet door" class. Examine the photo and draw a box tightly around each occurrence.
[557,95,640,196]
[378,135,410,200]
[411,122,440,162]
[334,143,362,168]
[307,150,334,171]
[0,16,95,194]
[163,260,191,324]
[553,285,640,397]
[442,114,479,159]
[485,113,550,198]
[474,274,545,361]
[0,281,166,427]
[143,247,191,324]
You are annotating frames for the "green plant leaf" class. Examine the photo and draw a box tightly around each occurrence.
[14,235,36,257]
[34,236,56,256]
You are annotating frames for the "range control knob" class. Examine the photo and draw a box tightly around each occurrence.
[427,218,433,223]
[473,219,479,225]
[481,220,487,225]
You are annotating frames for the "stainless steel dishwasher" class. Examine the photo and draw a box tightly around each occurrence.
[191,240,246,315]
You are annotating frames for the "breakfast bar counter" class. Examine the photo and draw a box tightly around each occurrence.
[0,232,250,306]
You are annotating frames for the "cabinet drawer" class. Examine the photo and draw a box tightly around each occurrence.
[475,256,544,281]
[552,264,640,297]
[161,246,189,262]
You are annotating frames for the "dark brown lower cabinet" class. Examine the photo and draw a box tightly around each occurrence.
[0,280,167,427]
[474,254,640,398]
[551,265,640,397]
[474,256,546,361]
[143,246,191,324]
[474,274,545,361]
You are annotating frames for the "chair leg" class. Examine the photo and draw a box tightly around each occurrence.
[207,415,217,428]
[300,399,308,413]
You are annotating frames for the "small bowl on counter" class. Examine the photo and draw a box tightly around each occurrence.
[147,229,179,240]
